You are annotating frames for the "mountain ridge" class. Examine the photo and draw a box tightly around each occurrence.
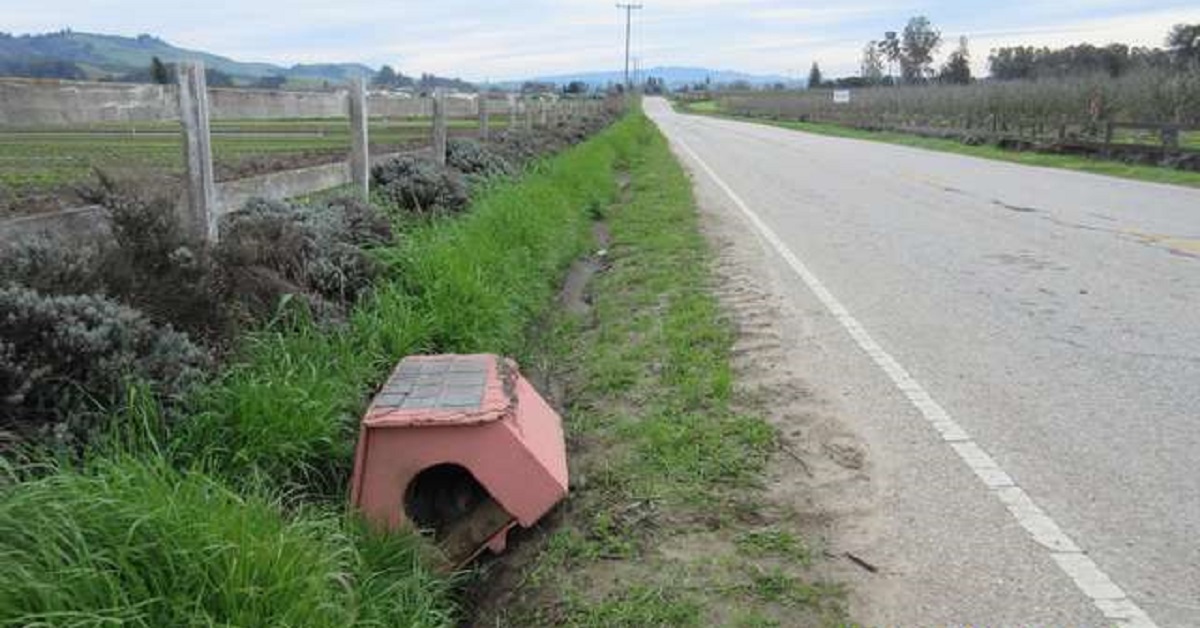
[531,65,799,88]
[0,31,377,84]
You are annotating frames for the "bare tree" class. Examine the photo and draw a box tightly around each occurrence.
[878,32,901,84]
[861,41,885,84]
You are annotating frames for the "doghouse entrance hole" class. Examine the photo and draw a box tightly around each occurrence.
[404,464,488,537]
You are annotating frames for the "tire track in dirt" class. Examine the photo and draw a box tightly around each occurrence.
[698,184,884,598]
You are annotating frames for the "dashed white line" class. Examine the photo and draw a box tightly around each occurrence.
[669,133,1158,628]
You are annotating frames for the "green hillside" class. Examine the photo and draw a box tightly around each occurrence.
[0,30,374,83]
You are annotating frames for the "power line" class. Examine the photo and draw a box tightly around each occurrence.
[616,3,643,91]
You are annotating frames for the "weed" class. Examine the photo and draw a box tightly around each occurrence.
[735,528,812,563]
[561,586,702,627]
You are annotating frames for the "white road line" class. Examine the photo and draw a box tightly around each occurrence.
[670,133,1158,628]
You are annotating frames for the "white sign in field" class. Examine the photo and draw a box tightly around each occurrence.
[833,90,851,104]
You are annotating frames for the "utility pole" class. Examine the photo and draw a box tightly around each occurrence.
[616,3,643,91]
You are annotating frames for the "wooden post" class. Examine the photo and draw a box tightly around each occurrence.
[1104,121,1114,154]
[478,95,490,141]
[432,89,447,165]
[348,77,370,200]
[1162,125,1180,150]
[177,61,217,244]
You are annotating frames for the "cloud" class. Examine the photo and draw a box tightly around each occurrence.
[3,1,1199,80]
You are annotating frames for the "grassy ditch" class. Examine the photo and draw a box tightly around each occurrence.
[475,114,849,626]
[676,99,1200,189]
[173,126,623,495]
[1,114,630,626]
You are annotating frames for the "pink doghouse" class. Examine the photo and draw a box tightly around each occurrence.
[350,354,568,565]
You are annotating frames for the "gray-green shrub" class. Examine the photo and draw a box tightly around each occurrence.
[371,155,469,215]
[218,196,390,311]
[446,137,512,180]
[0,287,207,447]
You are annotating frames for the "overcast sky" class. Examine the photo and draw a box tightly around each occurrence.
[7,1,1200,80]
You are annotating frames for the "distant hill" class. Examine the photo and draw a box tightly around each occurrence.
[0,30,378,86]
[531,66,799,89]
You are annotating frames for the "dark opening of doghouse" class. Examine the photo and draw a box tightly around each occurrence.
[404,463,488,537]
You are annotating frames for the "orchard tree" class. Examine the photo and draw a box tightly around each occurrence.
[878,31,901,83]
[861,41,885,84]
[901,16,942,83]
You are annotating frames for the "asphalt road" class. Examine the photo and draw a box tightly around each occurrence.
[646,97,1200,627]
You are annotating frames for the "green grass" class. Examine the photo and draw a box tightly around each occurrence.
[735,528,811,562]
[676,99,1200,188]
[1,114,628,627]
[560,586,703,627]
[0,457,453,627]
[483,113,847,626]
[683,99,720,114]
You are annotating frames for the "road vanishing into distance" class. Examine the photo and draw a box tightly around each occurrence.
[646,98,1200,627]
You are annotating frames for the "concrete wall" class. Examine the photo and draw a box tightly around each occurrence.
[1,78,508,127]
[0,204,111,244]
[0,78,176,126]
[210,87,346,120]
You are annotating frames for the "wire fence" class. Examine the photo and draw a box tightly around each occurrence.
[0,73,607,221]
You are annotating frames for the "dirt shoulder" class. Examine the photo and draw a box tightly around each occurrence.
[467,114,860,627]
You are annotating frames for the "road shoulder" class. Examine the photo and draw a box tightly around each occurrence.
[468,112,852,627]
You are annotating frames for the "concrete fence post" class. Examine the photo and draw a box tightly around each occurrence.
[177,61,217,244]
[539,101,549,127]
[524,100,533,131]
[478,95,490,141]
[432,89,448,165]
[348,77,370,200]
[508,94,518,130]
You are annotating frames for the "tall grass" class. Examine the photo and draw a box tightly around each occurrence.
[173,120,626,495]
[1,114,638,626]
[0,457,453,627]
